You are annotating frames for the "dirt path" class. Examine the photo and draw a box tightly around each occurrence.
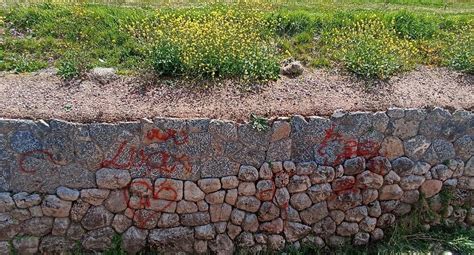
[0,66,472,123]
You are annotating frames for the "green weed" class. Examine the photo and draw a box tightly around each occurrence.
[250,114,269,132]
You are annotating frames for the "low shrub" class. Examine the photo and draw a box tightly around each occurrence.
[323,17,418,79]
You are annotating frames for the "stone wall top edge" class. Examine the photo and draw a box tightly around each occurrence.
[0,107,471,126]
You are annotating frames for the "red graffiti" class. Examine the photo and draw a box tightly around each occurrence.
[122,179,179,228]
[317,124,379,166]
[100,128,191,178]
[146,128,188,145]
[18,150,61,173]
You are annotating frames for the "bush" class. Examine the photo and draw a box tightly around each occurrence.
[125,7,280,80]
[57,52,90,79]
[393,12,437,39]
[150,41,183,76]
[323,17,418,79]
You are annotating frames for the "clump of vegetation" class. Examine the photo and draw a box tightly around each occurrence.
[323,17,418,79]
[125,7,280,80]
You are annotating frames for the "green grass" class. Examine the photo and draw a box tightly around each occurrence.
[0,1,472,82]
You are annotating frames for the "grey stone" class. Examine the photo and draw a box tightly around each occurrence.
[296,161,317,176]
[112,214,132,233]
[66,223,85,241]
[149,227,195,253]
[371,228,384,240]
[394,203,412,216]
[104,190,127,213]
[307,183,332,203]
[259,162,273,180]
[310,166,335,184]
[359,217,377,232]
[284,222,311,242]
[13,236,39,254]
[238,182,256,196]
[267,139,292,161]
[96,168,131,189]
[209,233,234,254]
[344,157,366,175]
[238,165,259,182]
[180,212,210,227]
[201,158,239,178]
[384,171,401,184]
[39,236,73,254]
[225,189,238,205]
[157,213,180,228]
[256,180,275,201]
[379,184,403,200]
[379,136,404,160]
[0,241,10,255]
[28,206,43,217]
[231,208,245,225]
[345,206,368,222]
[274,172,289,188]
[70,199,90,222]
[377,213,396,228]
[332,176,355,192]
[274,188,290,208]
[122,226,147,254]
[327,188,362,211]
[236,196,261,213]
[422,139,456,165]
[184,181,205,202]
[176,200,198,214]
[195,224,216,240]
[210,203,232,223]
[268,234,286,250]
[90,67,118,84]
[10,130,42,153]
[448,159,465,177]
[82,227,115,251]
[400,175,425,190]
[412,162,431,175]
[362,189,378,205]
[356,171,383,189]
[21,217,53,236]
[10,208,30,221]
[198,178,221,194]
[206,190,226,204]
[330,210,345,225]
[401,190,420,204]
[242,213,259,232]
[353,232,370,245]
[0,193,14,212]
[41,195,72,218]
[290,193,312,211]
[259,218,284,234]
[312,217,336,237]
[431,164,453,181]
[12,192,41,208]
[454,135,473,161]
[281,60,304,77]
[367,156,391,176]
[236,231,255,248]
[287,175,311,193]
[380,200,399,213]
[0,213,20,240]
[154,178,183,201]
[404,135,431,160]
[52,217,70,236]
[336,222,358,236]
[221,176,239,189]
[300,202,328,225]
[56,187,80,201]
[368,201,382,218]
[80,189,110,206]
[194,240,208,254]
[258,202,280,222]
[392,157,415,176]
[81,206,114,230]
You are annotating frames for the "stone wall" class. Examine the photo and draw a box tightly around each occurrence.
[0,107,472,254]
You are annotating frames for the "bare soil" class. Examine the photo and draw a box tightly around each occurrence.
[0,66,472,123]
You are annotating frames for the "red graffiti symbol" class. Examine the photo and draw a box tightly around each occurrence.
[122,179,178,227]
[146,128,188,145]
[18,150,61,174]
[101,141,137,169]
[317,124,379,166]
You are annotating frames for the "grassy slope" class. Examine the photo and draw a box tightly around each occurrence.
[0,1,472,80]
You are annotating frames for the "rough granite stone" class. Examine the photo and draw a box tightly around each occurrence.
[96,168,131,189]
[42,195,72,218]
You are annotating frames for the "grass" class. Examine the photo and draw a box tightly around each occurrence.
[0,1,472,82]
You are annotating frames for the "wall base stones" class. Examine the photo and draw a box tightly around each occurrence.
[0,107,472,254]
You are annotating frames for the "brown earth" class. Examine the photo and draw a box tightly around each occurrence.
[0,66,472,123]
